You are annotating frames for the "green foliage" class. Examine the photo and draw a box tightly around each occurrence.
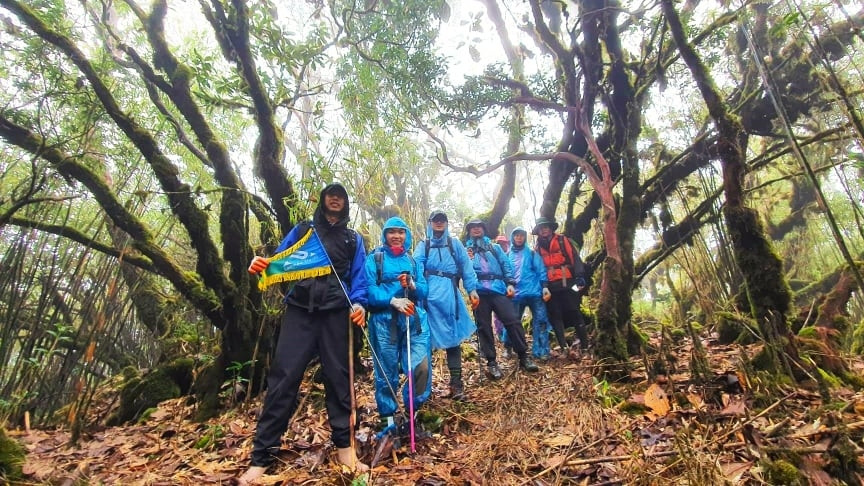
[592,378,622,408]
[193,424,224,450]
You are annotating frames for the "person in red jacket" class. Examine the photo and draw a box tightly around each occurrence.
[532,217,590,356]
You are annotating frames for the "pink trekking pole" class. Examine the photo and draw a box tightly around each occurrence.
[401,272,416,453]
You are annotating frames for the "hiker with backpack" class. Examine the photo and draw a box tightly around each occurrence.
[415,210,480,401]
[465,220,540,379]
[364,216,432,434]
[506,227,554,361]
[240,183,369,484]
[533,217,591,357]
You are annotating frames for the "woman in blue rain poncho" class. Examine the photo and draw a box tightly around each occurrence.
[365,217,431,429]
[507,227,553,360]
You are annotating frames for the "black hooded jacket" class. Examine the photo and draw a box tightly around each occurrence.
[284,183,363,311]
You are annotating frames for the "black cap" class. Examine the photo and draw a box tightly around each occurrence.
[429,210,448,222]
[466,219,487,233]
[531,217,558,235]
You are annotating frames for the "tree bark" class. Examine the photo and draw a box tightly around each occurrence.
[662,0,797,372]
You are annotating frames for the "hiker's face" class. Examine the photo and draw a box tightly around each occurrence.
[513,233,526,246]
[538,225,553,238]
[431,219,447,232]
[469,226,484,238]
[324,193,345,213]
[385,228,406,247]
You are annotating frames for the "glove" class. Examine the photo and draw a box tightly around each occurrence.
[247,256,270,274]
[398,273,415,289]
[350,304,366,327]
[573,277,587,293]
[469,290,480,310]
[506,285,515,298]
[390,297,416,316]
[542,288,551,302]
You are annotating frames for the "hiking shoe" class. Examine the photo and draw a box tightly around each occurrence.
[448,381,466,401]
[519,357,539,372]
[486,362,503,380]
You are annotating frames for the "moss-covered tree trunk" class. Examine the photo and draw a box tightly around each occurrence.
[662,0,798,374]
[0,0,296,421]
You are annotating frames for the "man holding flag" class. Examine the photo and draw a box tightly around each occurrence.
[240,183,369,484]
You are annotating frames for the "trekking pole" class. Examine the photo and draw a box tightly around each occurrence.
[347,314,358,462]
[401,271,416,453]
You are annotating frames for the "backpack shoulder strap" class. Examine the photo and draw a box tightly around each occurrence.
[558,234,572,267]
[374,249,384,285]
[375,249,416,285]
[446,236,456,260]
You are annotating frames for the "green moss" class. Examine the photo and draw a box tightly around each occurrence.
[840,371,864,389]
[713,311,755,345]
[724,206,792,322]
[815,368,842,388]
[618,401,650,415]
[670,328,687,343]
[762,458,803,485]
[750,348,776,372]
[796,326,820,339]
[107,368,182,425]
[137,407,158,424]
[416,411,443,433]
[0,427,25,482]
[171,64,192,85]
[630,322,650,347]
[162,357,195,394]
[121,365,139,381]
[826,435,862,482]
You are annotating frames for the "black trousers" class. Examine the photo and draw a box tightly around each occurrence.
[250,305,353,466]
[474,292,527,363]
[546,288,588,350]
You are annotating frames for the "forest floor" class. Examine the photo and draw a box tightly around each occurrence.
[11,331,864,485]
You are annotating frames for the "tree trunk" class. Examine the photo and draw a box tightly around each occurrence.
[662,0,797,374]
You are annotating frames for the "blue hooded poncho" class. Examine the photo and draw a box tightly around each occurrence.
[364,216,432,417]
[507,227,547,299]
[415,215,478,350]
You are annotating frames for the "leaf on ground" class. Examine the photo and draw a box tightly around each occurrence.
[719,395,747,416]
[720,461,752,483]
[800,455,834,486]
[544,454,566,469]
[644,383,671,417]
[542,434,574,448]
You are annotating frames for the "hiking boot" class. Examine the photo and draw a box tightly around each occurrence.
[519,356,539,372]
[485,362,503,380]
[449,377,466,401]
